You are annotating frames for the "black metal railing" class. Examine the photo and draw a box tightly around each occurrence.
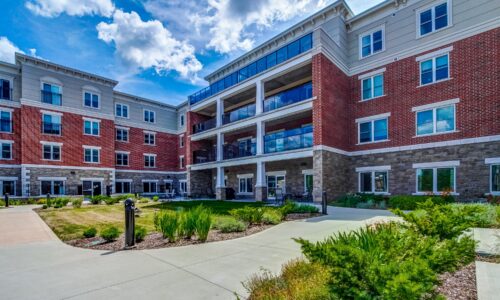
[223,142,256,160]
[193,148,216,164]
[192,118,217,134]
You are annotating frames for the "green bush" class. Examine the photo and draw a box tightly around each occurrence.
[83,227,97,238]
[158,211,181,242]
[52,197,70,208]
[135,226,147,242]
[152,196,159,202]
[0,199,5,207]
[244,259,331,300]
[36,198,46,205]
[104,197,118,205]
[389,195,454,210]
[280,200,319,215]
[195,209,212,242]
[181,205,204,238]
[214,218,247,233]
[100,226,120,242]
[139,198,149,204]
[72,198,83,208]
[262,210,283,225]
[153,211,160,231]
[42,204,48,209]
[113,194,134,202]
[90,195,107,205]
[230,207,264,224]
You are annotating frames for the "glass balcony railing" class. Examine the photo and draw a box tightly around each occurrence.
[189,33,313,105]
[192,118,216,134]
[264,125,313,153]
[41,90,62,106]
[222,103,256,125]
[263,81,312,112]
[193,149,216,164]
[42,122,62,135]
[0,119,12,133]
[223,142,256,160]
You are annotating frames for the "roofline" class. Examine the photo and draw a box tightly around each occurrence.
[203,0,353,81]
[346,0,403,24]
[15,53,119,87]
[113,90,187,111]
[0,60,19,70]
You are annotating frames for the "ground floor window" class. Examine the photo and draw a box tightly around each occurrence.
[0,180,16,195]
[238,176,253,194]
[143,181,157,193]
[304,173,313,194]
[491,164,499,194]
[115,181,131,194]
[417,167,455,193]
[81,180,102,197]
[41,180,65,195]
[267,174,285,199]
[179,180,187,194]
[359,171,388,193]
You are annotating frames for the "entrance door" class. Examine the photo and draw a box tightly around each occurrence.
[93,182,102,196]
[267,175,285,199]
[82,180,102,197]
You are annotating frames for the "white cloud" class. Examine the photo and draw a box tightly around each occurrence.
[96,10,202,83]
[25,0,115,18]
[0,37,25,64]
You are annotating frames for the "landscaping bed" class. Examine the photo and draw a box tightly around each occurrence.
[437,262,477,300]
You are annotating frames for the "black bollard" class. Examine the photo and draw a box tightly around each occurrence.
[46,193,51,207]
[322,191,327,215]
[124,198,135,247]
[4,193,8,207]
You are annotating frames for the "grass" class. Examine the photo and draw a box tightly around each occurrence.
[37,200,269,241]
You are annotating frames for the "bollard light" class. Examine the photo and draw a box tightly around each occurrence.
[124,198,135,248]
[322,191,327,215]
[4,193,8,208]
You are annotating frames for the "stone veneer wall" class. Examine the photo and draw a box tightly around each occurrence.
[115,171,186,194]
[187,169,213,197]
[313,149,351,202]
[0,168,22,196]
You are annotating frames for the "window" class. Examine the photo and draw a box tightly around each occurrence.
[144,132,156,145]
[238,176,253,194]
[418,1,450,37]
[41,83,62,106]
[358,117,388,143]
[420,54,449,85]
[0,79,11,100]
[416,105,455,136]
[359,27,384,58]
[143,181,157,193]
[180,113,185,126]
[179,180,187,194]
[1,142,12,159]
[84,119,100,136]
[42,144,61,160]
[0,180,16,195]
[0,110,12,133]
[115,181,131,194]
[144,109,155,123]
[491,164,500,194]
[115,128,129,142]
[41,180,65,195]
[179,156,185,169]
[417,167,455,193]
[42,113,61,135]
[116,152,129,166]
[179,135,185,148]
[115,103,129,118]
[359,171,388,193]
[144,154,156,168]
[362,74,384,100]
[84,147,100,163]
[83,92,99,109]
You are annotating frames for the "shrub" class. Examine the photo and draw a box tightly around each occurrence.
[280,200,319,215]
[90,195,106,205]
[46,197,52,207]
[244,259,331,300]
[72,198,83,208]
[42,204,48,209]
[389,195,454,210]
[0,199,5,206]
[230,207,264,224]
[100,226,120,242]
[262,210,283,225]
[52,198,70,208]
[139,198,149,203]
[83,227,97,238]
[36,198,46,205]
[214,218,247,233]
[113,194,135,202]
[103,197,118,205]
[135,226,147,242]
[195,209,212,242]
[152,196,159,202]
[356,199,376,209]
[181,205,204,238]
[158,211,181,242]
[153,211,160,231]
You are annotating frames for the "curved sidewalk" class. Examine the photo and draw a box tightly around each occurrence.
[0,205,395,300]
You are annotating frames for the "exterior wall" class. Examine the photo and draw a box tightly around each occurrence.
[0,107,22,165]
[115,171,186,194]
[187,169,213,196]
[0,167,22,196]
[313,150,352,201]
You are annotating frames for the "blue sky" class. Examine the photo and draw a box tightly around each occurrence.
[0,0,384,105]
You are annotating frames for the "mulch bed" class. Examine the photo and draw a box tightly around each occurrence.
[285,212,322,220]
[437,262,477,300]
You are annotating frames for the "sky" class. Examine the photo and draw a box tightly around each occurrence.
[0,0,384,105]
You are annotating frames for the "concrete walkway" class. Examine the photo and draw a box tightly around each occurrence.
[473,228,500,300]
[0,205,395,300]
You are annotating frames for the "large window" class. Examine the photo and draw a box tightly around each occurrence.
[144,132,156,145]
[416,104,455,136]
[360,27,384,58]
[0,110,12,133]
[144,154,156,168]
[362,74,384,100]
[359,171,388,193]
[42,144,60,160]
[0,180,15,195]
[41,83,62,106]
[420,54,449,85]
[116,152,129,166]
[144,110,155,123]
[417,167,455,193]
[84,147,100,163]
[84,119,100,136]
[83,92,99,109]
[418,1,450,37]
[115,128,129,142]
[115,103,129,118]
[1,142,12,160]
[143,181,157,193]
[238,175,253,194]
[358,117,388,144]
[0,79,11,100]
[42,113,61,135]
[491,164,500,194]
[41,180,65,195]
[115,181,131,194]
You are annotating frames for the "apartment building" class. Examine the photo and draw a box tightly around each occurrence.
[0,55,187,198]
[0,0,498,201]
[186,0,500,202]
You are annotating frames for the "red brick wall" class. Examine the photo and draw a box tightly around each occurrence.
[0,107,21,164]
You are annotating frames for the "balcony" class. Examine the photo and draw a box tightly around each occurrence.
[192,118,216,134]
[223,141,256,160]
[0,119,12,133]
[193,149,216,164]
[189,33,313,105]
[41,90,62,106]
[264,124,313,153]
[42,122,62,135]
[263,81,312,112]
[222,103,256,125]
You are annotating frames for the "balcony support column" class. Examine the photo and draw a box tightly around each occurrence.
[256,80,264,115]
[256,120,265,155]
[255,161,267,202]
[216,132,224,161]
[215,166,226,200]
[216,98,224,127]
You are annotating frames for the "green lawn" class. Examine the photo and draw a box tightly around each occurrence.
[37,200,268,241]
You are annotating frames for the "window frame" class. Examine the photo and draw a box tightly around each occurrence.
[0,108,13,133]
[179,134,184,148]
[142,180,158,194]
[179,155,185,169]
[83,118,100,136]
[415,167,456,194]
[360,73,385,101]
[41,142,61,161]
[115,180,132,194]
[358,170,390,194]
[40,179,66,196]
[0,77,13,100]
[83,146,100,164]
[40,79,63,106]
[416,0,452,38]
[237,174,254,195]
[143,109,156,124]
[358,25,385,59]
[488,161,500,196]
[41,111,62,135]
[179,113,185,127]
[115,127,129,142]
[82,90,100,109]
[419,53,450,86]
[144,131,156,145]
[356,113,390,144]
[414,103,456,137]
[115,103,129,119]
[144,154,156,168]
[0,141,13,160]
[115,151,129,166]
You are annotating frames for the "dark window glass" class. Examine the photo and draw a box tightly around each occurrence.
[300,34,312,52]
[287,40,300,58]
[1,80,10,100]
[2,143,11,159]
[372,30,383,53]
[276,47,287,64]
[492,165,500,192]
[435,55,449,81]
[2,180,14,195]
[437,168,454,192]
[359,122,372,143]
[435,3,448,30]
[267,52,276,68]
[420,9,433,35]
[257,57,267,73]
[360,172,372,192]
[41,181,52,195]
[247,62,257,77]
[418,169,434,192]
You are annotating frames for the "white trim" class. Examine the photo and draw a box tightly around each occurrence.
[115,179,133,183]
[485,157,500,164]
[412,98,460,112]
[144,153,157,157]
[0,176,18,181]
[141,179,159,182]
[40,76,63,88]
[358,24,386,60]
[81,177,104,182]
[415,166,457,194]
[21,98,114,120]
[38,176,67,181]
[357,170,389,194]
[115,125,130,130]
[301,169,314,175]
[82,89,101,110]
[355,112,390,123]
[0,100,21,109]
[415,0,453,39]
[22,164,114,171]
[0,107,14,113]
[415,46,453,62]
[266,171,286,176]
[143,109,156,124]
[143,130,156,135]
[489,164,500,195]
[40,109,63,116]
[115,150,130,154]
[81,85,101,94]
[355,165,391,172]
[237,173,254,179]
[413,161,460,169]
[115,103,130,119]
[82,117,101,123]
[0,164,21,168]
[115,119,180,135]
[358,67,386,80]
[40,141,62,146]
[82,145,101,150]
[116,169,186,175]
[0,139,14,144]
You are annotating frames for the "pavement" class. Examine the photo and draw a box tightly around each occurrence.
[473,228,500,300]
[0,205,395,300]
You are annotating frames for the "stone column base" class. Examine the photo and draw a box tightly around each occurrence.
[255,186,267,202]
[215,187,226,201]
